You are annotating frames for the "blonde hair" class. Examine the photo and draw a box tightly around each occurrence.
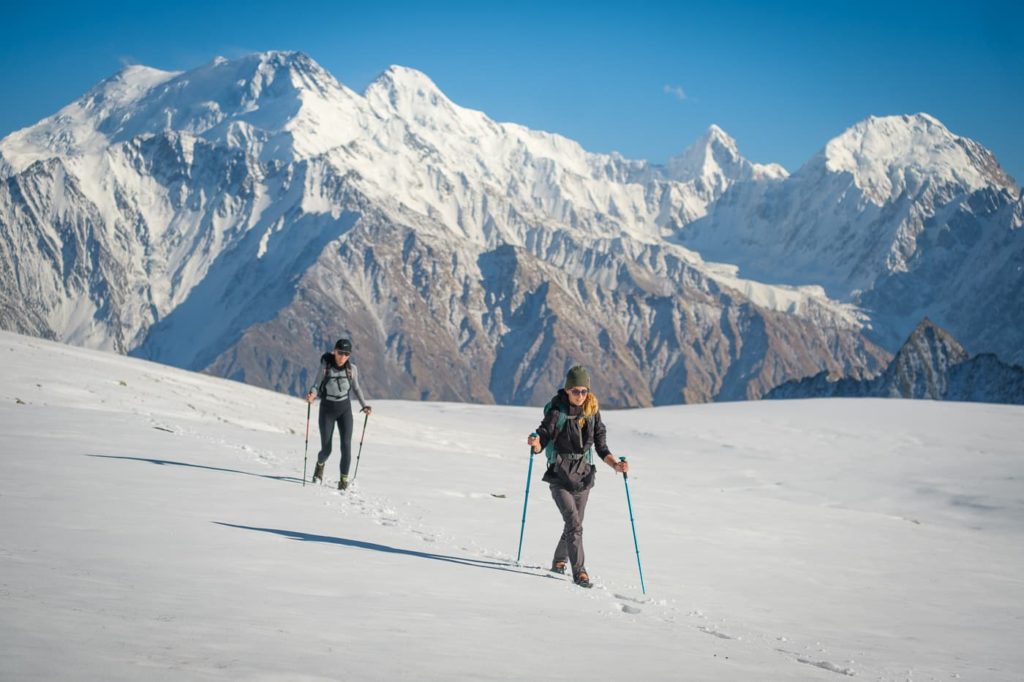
[578,393,599,425]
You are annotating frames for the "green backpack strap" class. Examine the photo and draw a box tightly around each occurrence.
[542,400,593,465]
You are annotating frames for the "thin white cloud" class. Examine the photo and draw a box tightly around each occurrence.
[663,84,687,102]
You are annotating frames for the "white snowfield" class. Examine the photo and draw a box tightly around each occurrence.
[1,330,1022,681]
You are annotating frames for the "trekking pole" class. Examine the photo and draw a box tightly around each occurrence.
[302,402,311,487]
[351,412,370,482]
[515,434,538,565]
[619,456,646,594]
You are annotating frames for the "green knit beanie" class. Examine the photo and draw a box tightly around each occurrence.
[564,365,591,390]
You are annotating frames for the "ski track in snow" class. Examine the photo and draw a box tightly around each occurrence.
[296,459,692,628]
[777,648,858,677]
[282,456,877,679]
[796,657,856,677]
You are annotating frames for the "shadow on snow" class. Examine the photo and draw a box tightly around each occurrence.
[214,522,549,579]
[85,454,304,484]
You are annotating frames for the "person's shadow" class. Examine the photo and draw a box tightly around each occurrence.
[86,454,304,484]
[214,522,548,578]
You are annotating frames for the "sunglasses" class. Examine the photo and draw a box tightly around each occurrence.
[334,350,350,356]
[568,388,589,396]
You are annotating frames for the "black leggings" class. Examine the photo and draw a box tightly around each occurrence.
[317,399,353,477]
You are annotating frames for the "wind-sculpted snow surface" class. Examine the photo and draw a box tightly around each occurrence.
[0,51,892,405]
[2,332,1023,680]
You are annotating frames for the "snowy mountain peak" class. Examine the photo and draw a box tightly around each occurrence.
[666,124,786,188]
[816,113,1018,202]
[0,61,179,168]
[364,65,456,117]
[376,65,444,93]
[239,50,343,93]
[210,50,320,74]
[825,113,955,168]
[2,50,370,169]
[111,62,177,84]
[702,124,739,152]
[178,49,344,107]
[93,50,335,121]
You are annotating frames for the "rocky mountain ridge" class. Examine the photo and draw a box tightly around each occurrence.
[765,319,1024,404]
[3,51,1017,405]
[680,113,1023,362]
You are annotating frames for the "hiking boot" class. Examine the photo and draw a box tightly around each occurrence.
[550,560,568,575]
[338,475,349,491]
[573,570,592,588]
[312,462,324,483]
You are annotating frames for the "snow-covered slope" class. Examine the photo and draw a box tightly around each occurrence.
[0,51,885,405]
[681,114,1024,363]
[2,331,1023,680]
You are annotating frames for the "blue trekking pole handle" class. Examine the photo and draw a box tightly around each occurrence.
[620,456,646,594]
[516,433,538,564]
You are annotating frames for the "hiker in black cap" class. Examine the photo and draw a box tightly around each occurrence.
[526,365,628,587]
[306,338,371,490]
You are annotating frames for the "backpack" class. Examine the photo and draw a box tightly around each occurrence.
[542,398,594,465]
[318,352,353,398]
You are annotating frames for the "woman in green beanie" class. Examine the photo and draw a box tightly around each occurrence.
[526,365,629,588]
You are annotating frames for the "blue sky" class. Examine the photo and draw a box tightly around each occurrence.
[2,0,1022,180]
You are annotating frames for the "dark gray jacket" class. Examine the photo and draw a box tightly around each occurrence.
[535,390,610,492]
[309,354,367,409]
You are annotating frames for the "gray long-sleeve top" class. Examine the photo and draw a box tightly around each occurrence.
[308,354,368,409]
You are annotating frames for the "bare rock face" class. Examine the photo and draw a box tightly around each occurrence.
[765,319,1024,405]
[197,210,890,406]
[880,318,970,399]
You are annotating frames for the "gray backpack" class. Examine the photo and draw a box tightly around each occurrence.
[317,352,353,398]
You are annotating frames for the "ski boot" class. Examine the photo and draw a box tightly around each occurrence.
[338,475,350,491]
[550,560,567,575]
[312,461,324,484]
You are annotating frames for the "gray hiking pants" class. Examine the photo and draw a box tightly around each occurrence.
[550,485,590,575]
